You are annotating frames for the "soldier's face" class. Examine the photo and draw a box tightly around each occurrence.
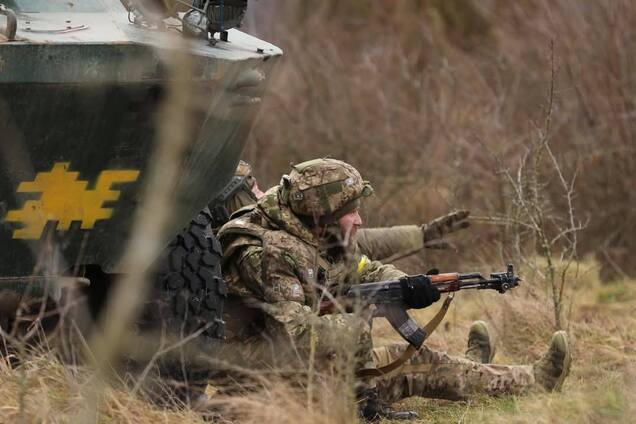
[338,209,363,246]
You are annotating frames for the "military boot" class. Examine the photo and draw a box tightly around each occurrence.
[533,331,571,391]
[357,388,419,421]
[465,320,495,363]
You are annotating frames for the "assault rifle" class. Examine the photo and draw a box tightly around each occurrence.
[320,264,521,377]
[346,263,520,305]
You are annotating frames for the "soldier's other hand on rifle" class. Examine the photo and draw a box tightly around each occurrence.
[401,275,441,309]
[421,210,471,250]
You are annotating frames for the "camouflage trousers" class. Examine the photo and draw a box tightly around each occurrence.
[372,343,535,402]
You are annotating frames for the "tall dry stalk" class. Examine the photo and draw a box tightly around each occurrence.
[80,40,195,421]
[489,45,586,330]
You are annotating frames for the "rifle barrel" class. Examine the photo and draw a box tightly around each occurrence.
[343,267,520,305]
[458,272,484,280]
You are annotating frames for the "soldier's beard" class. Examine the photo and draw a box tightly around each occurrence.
[321,225,357,256]
[341,225,357,247]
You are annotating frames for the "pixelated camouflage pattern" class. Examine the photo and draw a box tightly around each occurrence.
[286,158,372,220]
[220,180,424,263]
[213,296,375,378]
[373,343,535,402]
[219,186,405,306]
[217,186,539,402]
[217,186,403,374]
[224,161,470,262]
[256,186,319,245]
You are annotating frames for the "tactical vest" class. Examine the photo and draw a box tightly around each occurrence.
[219,206,359,309]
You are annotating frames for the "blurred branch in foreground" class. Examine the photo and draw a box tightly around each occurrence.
[80,40,195,421]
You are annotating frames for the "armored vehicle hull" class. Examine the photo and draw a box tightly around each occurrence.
[0,2,281,278]
[0,0,281,399]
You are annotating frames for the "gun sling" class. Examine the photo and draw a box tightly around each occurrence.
[356,293,454,378]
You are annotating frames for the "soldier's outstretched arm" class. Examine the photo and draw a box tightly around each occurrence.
[357,225,424,262]
[357,210,471,263]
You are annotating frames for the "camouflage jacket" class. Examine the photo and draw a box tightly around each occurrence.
[222,186,424,263]
[217,186,406,371]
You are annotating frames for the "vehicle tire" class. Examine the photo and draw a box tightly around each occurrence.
[135,206,227,403]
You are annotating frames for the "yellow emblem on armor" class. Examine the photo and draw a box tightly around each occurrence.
[5,162,139,240]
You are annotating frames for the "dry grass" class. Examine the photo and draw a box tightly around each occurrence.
[2,1,635,423]
[0,353,203,423]
[382,257,636,422]
[2,258,634,423]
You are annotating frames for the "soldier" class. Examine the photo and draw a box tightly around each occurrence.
[217,161,490,368]
[218,160,471,263]
[217,158,571,420]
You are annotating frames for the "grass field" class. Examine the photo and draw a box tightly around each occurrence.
[2,2,634,423]
[1,257,634,423]
[378,258,636,423]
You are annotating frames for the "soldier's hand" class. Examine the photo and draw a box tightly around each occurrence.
[421,210,471,247]
[400,275,441,309]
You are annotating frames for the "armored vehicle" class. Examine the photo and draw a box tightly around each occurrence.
[0,0,281,399]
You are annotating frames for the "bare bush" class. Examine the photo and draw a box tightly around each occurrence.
[485,45,586,330]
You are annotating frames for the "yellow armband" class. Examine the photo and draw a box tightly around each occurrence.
[357,255,368,274]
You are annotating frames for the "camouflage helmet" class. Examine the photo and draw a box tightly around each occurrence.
[282,158,373,225]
